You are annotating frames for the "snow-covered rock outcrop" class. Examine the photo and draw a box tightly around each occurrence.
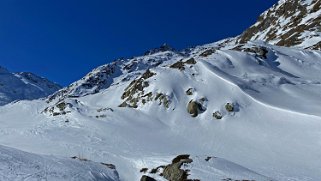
[237,0,321,50]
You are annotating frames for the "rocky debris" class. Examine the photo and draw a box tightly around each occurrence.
[43,101,73,116]
[213,111,223,120]
[43,99,83,116]
[97,107,114,112]
[170,58,197,71]
[155,93,171,108]
[225,103,234,112]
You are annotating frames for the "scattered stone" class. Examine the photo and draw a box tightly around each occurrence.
[205,156,213,161]
[225,103,234,112]
[213,111,223,119]
[140,168,148,173]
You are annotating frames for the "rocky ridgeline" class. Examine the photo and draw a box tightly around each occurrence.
[237,0,321,50]
[46,45,181,104]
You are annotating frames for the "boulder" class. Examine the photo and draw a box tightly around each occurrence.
[140,175,156,181]
[187,100,203,117]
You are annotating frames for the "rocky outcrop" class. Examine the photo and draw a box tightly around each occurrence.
[237,0,321,50]
[170,58,197,71]
[162,155,193,181]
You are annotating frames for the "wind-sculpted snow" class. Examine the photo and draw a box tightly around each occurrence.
[0,145,120,181]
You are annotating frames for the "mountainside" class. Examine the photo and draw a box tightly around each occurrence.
[1,41,321,181]
[0,66,61,105]
[0,0,321,181]
[237,0,321,49]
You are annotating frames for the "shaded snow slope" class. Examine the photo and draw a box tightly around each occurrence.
[0,145,120,181]
[0,67,61,105]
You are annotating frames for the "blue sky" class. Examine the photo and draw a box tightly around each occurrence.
[0,0,278,85]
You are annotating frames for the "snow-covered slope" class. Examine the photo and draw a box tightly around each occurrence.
[0,144,120,181]
[237,0,321,50]
[0,1,321,181]
[1,41,321,181]
[0,66,61,105]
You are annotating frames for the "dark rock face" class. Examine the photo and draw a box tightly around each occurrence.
[237,0,321,50]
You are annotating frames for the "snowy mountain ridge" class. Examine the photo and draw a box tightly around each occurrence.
[0,67,61,105]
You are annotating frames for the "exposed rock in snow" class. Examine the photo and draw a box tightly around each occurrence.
[139,155,271,181]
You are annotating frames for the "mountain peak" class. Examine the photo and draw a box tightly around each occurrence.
[144,43,175,55]
[0,66,61,105]
[237,0,321,50]
[0,66,9,74]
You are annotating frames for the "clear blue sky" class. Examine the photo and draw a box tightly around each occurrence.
[0,0,278,86]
